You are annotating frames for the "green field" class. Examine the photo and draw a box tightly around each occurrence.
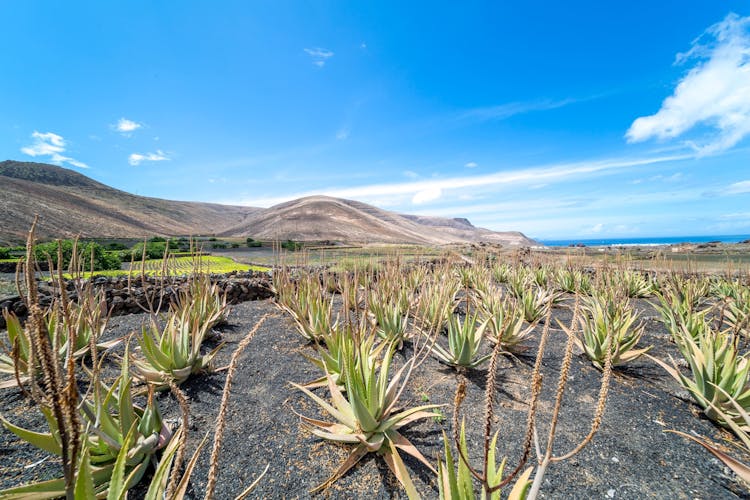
[64,255,268,278]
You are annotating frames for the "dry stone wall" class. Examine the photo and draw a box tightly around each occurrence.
[0,271,274,329]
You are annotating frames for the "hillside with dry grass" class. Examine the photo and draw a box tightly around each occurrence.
[219,195,536,246]
[0,160,536,246]
[0,160,261,244]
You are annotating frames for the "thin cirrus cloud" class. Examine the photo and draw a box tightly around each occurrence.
[725,180,750,194]
[20,131,88,168]
[113,118,142,135]
[458,97,579,122]
[128,150,170,166]
[627,13,750,155]
[304,47,334,67]
[231,151,695,207]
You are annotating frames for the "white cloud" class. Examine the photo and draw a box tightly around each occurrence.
[403,170,419,179]
[335,128,349,140]
[719,212,750,219]
[460,98,577,122]
[627,13,750,154]
[412,187,443,204]
[304,47,334,67]
[725,180,750,194]
[230,151,694,207]
[128,150,169,166]
[114,118,142,135]
[20,131,88,168]
[590,223,604,233]
[464,161,478,168]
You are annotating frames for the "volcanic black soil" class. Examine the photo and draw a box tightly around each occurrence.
[1,296,749,498]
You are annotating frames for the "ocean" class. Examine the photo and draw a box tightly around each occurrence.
[537,234,750,247]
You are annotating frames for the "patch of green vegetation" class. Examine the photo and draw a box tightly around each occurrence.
[280,239,303,251]
[0,258,20,263]
[35,240,121,271]
[65,255,268,278]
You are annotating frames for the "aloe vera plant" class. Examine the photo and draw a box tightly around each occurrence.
[616,270,654,298]
[479,294,535,354]
[302,319,379,389]
[170,275,228,331]
[369,292,411,347]
[131,307,224,389]
[293,339,442,497]
[414,278,458,334]
[576,292,651,370]
[438,424,532,500]
[653,328,750,430]
[519,286,555,324]
[1,292,119,389]
[277,275,336,342]
[0,349,174,499]
[432,313,491,369]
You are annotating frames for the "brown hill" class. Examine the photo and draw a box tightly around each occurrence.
[219,195,536,246]
[0,160,537,246]
[0,160,260,244]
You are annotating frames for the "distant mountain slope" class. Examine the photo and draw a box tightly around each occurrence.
[0,160,537,246]
[219,195,537,246]
[0,160,261,244]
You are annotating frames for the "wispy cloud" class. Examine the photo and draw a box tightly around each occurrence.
[335,127,349,140]
[20,131,88,168]
[304,47,334,67]
[412,187,442,204]
[725,180,750,194]
[230,151,694,207]
[719,211,750,219]
[128,150,169,166]
[113,118,142,135]
[627,13,750,154]
[464,161,478,168]
[459,98,578,122]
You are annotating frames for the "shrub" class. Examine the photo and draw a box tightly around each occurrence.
[129,241,168,260]
[35,240,121,271]
[281,239,303,251]
[0,247,11,259]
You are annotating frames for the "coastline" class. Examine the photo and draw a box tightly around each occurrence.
[538,234,750,247]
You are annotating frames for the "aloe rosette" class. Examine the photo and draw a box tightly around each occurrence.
[293,342,442,498]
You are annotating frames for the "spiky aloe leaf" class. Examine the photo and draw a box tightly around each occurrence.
[74,445,95,500]
[0,414,62,456]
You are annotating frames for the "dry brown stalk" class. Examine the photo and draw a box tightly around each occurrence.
[526,295,613,500]
[204,313,271,500]
[167,380,191,499]
[545,296,580,453]
[19,218,81,499]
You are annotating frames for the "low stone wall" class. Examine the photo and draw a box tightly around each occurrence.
[0,271,274,329]
[0,261,20,273]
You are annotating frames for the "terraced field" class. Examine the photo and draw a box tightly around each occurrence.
[67,255,268,278]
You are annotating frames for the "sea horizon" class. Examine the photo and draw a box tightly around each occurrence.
[537,234,750,247]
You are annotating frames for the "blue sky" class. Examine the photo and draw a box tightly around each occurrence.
[2,1,750,239]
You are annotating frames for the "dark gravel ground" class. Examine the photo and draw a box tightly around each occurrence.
[1,296,749,499]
